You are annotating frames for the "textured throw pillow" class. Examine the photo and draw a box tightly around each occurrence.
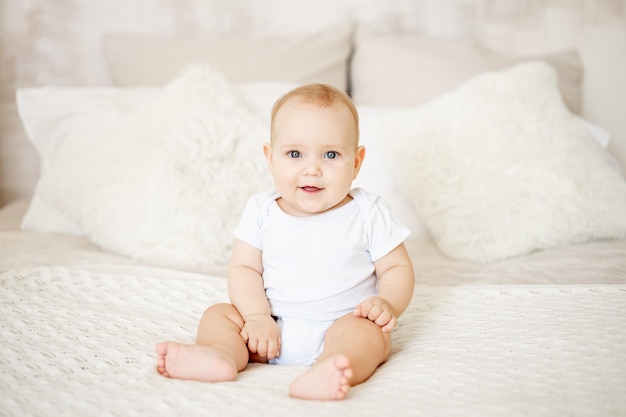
[383,62,626,262]
[103,24,352,91]
[17,82,300,237]
[350,26,583,114]
[32,65,274,268]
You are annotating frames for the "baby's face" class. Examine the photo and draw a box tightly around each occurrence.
[264,100,364,217]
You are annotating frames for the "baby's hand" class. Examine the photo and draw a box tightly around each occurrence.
[240,314,281,360]
[354,296,398,332]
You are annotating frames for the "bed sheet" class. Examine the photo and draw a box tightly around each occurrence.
[1,266,624,417]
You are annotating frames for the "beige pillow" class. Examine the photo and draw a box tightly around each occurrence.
[103,25,352,91]
[350,27,583,114]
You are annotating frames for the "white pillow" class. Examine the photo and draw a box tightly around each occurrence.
[18,87,158,236]
[18,82,299,237]
[26,66,276,268]
[383,62,626,262]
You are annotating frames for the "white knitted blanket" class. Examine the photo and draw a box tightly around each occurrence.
[1,267,624,417]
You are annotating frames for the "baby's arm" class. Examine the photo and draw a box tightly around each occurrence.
[228,239,280,359]
[354,243,415,332]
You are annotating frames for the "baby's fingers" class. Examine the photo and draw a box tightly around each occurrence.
[356,303,386,326]
[380,315,397,332]
[246,336,259,354]
[354,299,373,318]
[372,309,391,326]
[366,303,385,322]
[267,337,281,360]
[240,328,250,344]
[256,339,269,358]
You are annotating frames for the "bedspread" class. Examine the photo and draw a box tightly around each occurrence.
[1,267,625,417]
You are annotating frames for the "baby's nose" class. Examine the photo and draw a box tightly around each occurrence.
[303,162,321,176]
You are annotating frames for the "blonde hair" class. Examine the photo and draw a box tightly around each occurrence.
[270,84,359,144]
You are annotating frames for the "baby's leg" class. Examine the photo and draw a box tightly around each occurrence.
[288,314,391,400]
[155,303,249,382]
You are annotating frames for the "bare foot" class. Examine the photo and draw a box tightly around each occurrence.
[288,354,353,400]
[155,341,238,382]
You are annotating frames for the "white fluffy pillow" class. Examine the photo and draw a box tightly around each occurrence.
[32,66,274,268]
[18,82,300,237]
[384,62,626,262]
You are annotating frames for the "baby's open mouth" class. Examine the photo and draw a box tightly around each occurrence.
[300,186,322,192]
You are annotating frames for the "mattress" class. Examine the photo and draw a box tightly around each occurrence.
[1,266,624,416]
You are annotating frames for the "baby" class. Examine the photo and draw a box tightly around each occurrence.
[155,83,415,400]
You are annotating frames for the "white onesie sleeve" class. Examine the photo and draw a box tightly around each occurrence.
[350,188,411,262]
[233,190,278,250]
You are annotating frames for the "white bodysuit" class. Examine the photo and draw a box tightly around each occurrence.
[234,188,410,365]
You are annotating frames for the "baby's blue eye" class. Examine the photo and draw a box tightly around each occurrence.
[288,150,301,158]
[325,151,338,159]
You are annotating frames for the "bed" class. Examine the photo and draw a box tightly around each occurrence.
[1,2,626,416]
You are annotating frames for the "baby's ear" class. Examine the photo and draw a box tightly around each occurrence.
[353,145,366,178]
[263,143,275,169]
